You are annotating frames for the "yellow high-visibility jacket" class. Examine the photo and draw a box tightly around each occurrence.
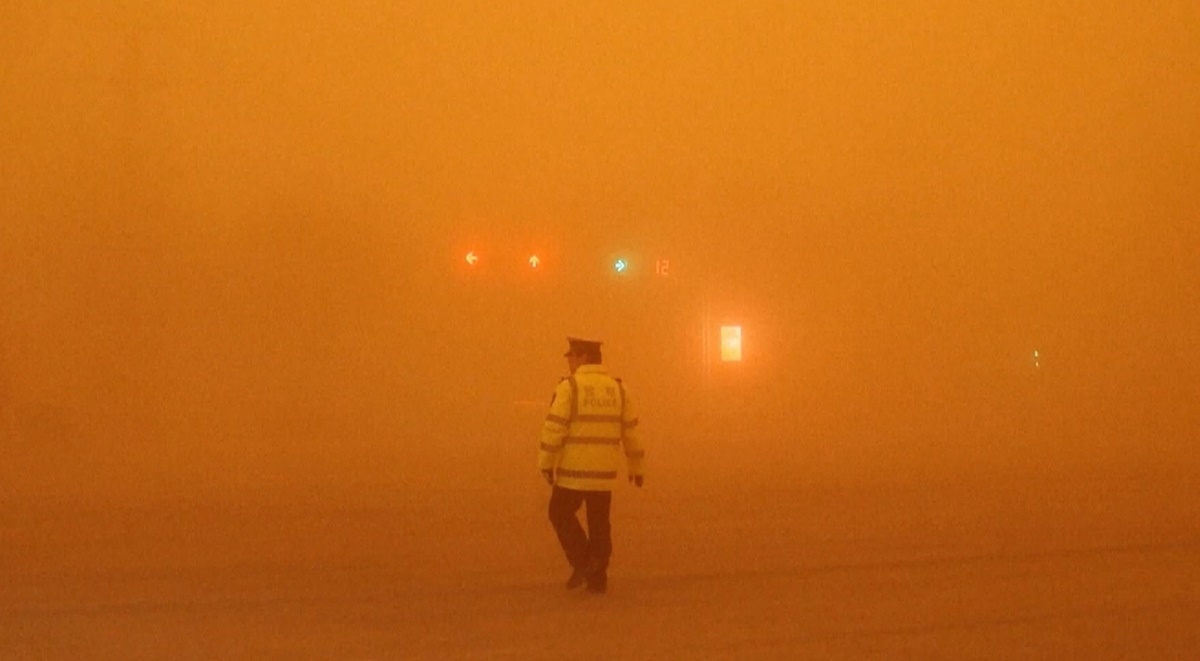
[537,364,644,491]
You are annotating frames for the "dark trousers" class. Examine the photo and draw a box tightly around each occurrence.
[548,486,613,574]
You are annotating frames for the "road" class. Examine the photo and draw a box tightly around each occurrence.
[3,458,1197,660]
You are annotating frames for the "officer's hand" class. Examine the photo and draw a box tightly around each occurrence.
[629,475,643,488]
[541,469,554,485]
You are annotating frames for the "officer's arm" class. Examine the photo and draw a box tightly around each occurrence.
[620,389,645,479]
[537,380,573,472]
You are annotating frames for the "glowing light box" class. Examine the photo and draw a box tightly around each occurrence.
[720,325,742,362]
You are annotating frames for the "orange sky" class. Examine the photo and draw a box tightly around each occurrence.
[2,1,1197,501]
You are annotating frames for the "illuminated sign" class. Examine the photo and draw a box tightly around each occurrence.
[720,326,742,362]
[465,251,479,265]
[614,258,628,273]
[528,255,541,268]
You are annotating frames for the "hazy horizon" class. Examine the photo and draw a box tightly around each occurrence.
[4,1,1198,504]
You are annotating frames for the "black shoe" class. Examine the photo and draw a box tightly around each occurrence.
[566,567,588,590]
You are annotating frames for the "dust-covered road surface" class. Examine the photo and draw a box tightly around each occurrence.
[4,456,1197,661]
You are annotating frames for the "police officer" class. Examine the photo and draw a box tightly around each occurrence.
[538,337,645,594]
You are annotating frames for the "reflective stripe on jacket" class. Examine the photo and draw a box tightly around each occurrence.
[537,364,644,491]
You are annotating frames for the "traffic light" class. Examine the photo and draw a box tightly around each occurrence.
[454,238,677,282]
[609,254,674,278]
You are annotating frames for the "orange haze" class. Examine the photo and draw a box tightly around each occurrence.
[3,0,1198,504]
